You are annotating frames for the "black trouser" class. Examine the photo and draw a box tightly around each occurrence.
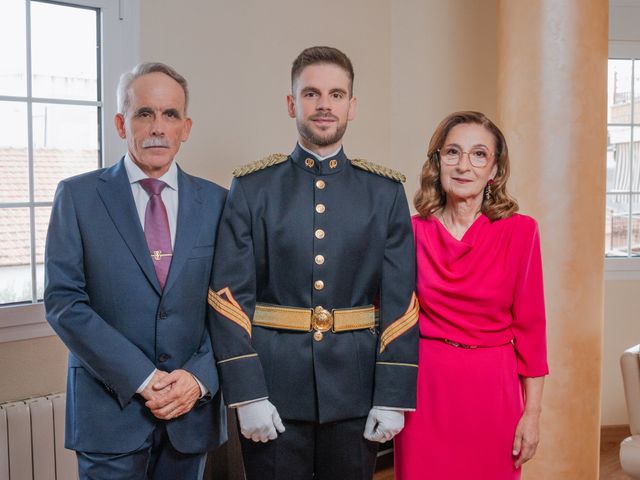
[240,417,378,480]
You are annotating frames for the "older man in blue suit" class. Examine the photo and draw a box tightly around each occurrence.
[44,62,227,480]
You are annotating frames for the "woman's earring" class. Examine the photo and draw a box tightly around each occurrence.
[485,179,494,201]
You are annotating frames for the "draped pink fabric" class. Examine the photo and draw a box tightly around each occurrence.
[413,213,548,377]
[394,213,548,480]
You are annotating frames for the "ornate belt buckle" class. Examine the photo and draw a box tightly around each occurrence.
[312,306,333,341]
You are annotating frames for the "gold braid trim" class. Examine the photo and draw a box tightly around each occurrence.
[208,287,252,337]
[232,153,288,177]
[379,293,419,353]
[351,158,406,183]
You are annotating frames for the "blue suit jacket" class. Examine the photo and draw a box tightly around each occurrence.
[44,158,228,454]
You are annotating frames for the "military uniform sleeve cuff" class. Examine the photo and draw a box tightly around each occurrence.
[373,361,418,409]
[218,353,269,405]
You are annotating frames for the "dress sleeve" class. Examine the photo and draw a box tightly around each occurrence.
[511,217,549,377]
[207,178,269,404]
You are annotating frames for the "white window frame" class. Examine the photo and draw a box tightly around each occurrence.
[0,0,139,343]
[606,0,640,280]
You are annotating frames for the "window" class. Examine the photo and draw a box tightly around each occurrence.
[0,0,101,306]
[0,0,138,341]
[606,58,640,258]
[606,1,640,278]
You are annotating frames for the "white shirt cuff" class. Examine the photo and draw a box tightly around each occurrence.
[191,374,208,398]
[229,396,269,408]
[136,369,157,394]
[374,406,415,412]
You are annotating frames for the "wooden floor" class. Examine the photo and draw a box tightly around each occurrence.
[600,425,632,480]
[373,425,633,480]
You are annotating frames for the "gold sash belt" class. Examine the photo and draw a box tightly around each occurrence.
[253,303,377,333]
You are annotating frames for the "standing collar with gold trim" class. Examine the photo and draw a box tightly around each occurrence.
[290,143,347,176]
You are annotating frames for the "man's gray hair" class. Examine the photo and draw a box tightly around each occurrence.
[116,62,189,115]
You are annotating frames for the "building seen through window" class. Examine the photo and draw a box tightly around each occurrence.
[606,58,640,257]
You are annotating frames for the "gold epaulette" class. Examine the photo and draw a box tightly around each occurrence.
[232,153,288,178]
[351,158,406,183]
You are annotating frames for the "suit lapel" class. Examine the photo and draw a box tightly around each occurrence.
[96,159,162,295]
[163,168,203,294]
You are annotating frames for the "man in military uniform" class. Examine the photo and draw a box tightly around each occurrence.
[208,46,418,479]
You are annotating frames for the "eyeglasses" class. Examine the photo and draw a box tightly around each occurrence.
[437,146,494,168]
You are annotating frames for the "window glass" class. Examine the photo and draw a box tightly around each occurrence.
[0,101,29,203]
[0,0,27,97]
[0,208,32,304]
[32,103,99,202]
[31,1,98,101]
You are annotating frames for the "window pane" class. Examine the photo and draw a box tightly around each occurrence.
[606,194,630,256]
[633,127,640,195]
[32,103,99,202]
[0,101,29,203]
[609,59,633,124]
[0,207,32,303]
[635,59,640,125]
[632,196,640,257]
[0,0,27,97]
[607,126,632,192]
[35,206,50,300]
[31,2,98,101]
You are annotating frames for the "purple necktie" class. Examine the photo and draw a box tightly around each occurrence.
[139,178,172,290]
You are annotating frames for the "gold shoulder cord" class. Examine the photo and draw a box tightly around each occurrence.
[351,158,406,183]
[233,153,288,178]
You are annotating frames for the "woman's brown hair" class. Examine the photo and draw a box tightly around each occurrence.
[414,111,518,220]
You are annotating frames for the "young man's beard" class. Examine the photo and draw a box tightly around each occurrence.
[297,118,348,148]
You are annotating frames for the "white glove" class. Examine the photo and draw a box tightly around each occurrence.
[236,399,285,442]
[363,407,405,443]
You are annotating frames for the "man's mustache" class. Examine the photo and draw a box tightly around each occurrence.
[310,113,338,121]
[142,137,170,148]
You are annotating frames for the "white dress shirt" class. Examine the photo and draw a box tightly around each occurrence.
[298,143,342,161]
[123,154,207,398]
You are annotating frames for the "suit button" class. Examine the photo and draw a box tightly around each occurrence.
[158,353,171,363]
[315,229,325,239]
[158,310,167,320]
[315,255,325,265]
[314,280,324,290]
[315,180,326,189]
[315,204,326,214]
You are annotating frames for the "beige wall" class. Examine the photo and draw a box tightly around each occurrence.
[0,336,67,403]
[602,281,640,425]
[390,0,498,205]
[138,0,498,192]
[139,0,392,189]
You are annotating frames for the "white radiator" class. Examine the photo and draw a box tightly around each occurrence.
[0,393,77,480]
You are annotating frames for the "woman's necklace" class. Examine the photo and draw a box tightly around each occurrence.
[440,211,452,232]
[439,209,481,237]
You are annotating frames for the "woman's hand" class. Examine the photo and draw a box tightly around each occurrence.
[512,410,540,468]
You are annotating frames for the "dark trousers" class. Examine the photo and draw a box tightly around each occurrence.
[240,417,378,480]
[76,424,206,480]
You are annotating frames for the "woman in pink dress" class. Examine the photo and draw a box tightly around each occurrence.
[394,111,548,480]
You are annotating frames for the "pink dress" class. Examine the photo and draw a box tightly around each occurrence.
[394,213,548,480]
